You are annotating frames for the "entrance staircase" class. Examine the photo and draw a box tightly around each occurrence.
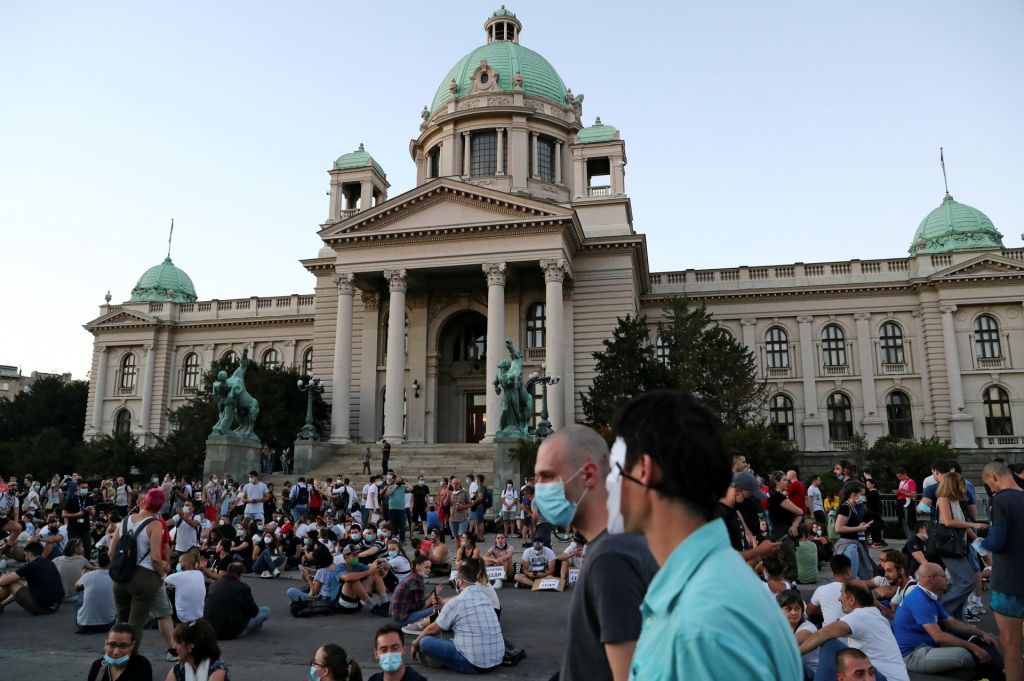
[263,443,497,489]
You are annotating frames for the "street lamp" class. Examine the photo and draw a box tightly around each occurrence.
[296,376,322,440]
[527,363,560,441]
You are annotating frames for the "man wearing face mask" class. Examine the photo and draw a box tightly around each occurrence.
[63,481,95,560]
[163,553,206,624]
[170,501,203,569]
[533,424,657,681]
[608,390,802,681]
[411,476,430,538]
[369,624,428,681]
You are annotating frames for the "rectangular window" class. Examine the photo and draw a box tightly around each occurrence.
[471,132,497,176]
[537,137,555,182]
[428,147,440,179]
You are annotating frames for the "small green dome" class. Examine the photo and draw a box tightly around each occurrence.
[492,5,515,17]
[334,143,386,178]
[430,40,567,115]
[577,116,618,144]
[908,194,1003,256]
[129,256,197,303]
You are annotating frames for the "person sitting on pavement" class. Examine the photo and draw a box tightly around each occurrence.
[309,643,363,681]
[798,581,910,681]
[163,553,207,624]
[252,527,287,578]
[359,525,387,564]
[558,534,586,586]
[483,533,514,585]
[760,553,795,594]
[892,561,1003,678]
[0,540,63,615]
[390,553,437,628]
[53,537,91,602]
[202,561,270,639]
[87,623,153,681]
[466,557,500,616]
[900,522,928,577]
[419,528,450,577]
[75,551,117,634]
[411,561,504,674]
[778,589,820,680]
[199,539,235,580]
[871,553,918,620]
[337,543,390,615]
[382,538,412,593]
[835,648,878,681]
[287,545,340,607]
[36,513,67,559]
[808,555,855,626]
[795,525,820,585]
[165,619,229,681]
[453,532,480,574]
[368,623,428,681]
[514,538,557,589]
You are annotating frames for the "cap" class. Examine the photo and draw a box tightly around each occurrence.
[343,543,360,555]
[732,472,766,500]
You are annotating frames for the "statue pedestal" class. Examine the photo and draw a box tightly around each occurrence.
[493,436,528,490]
[204,437,261,481]
[293,440,332,474]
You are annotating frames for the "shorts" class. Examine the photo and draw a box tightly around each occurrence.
[991,590,1024,619]
[149,586,173,619]
[501,511,516,521]
[412,506,428,523]
[450,519,468,537]
[472,507,486,523]
[15,588,58,616]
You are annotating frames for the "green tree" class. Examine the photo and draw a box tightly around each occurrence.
[580,314,662,426]
[0,375,87,477]
[866,436,955,490]
[78,433,146,478]
[723,424,797,477]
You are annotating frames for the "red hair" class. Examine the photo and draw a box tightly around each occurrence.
[142,488,166,513]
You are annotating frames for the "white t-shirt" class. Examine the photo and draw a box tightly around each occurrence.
[164,570,207,623]
[173,513,203,552]
[469,481,479,501]
[361,483,373,505]
[366,485,379,512]
[796,620,820,676]
[77,570,117,626]
[39,525,68,552]
[501,488,518,511]
[243,481,268,515]
[841,607,910,681]
[806,485,824,513]
[345,485,357,510]
[523,546,556,573]
[810,581,844,625]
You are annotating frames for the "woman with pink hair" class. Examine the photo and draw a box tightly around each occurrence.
[108,487,169,650]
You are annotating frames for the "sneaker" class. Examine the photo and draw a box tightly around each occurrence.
[513,581,521,589]
[260,571,272,579]
[966,614,981,623]
[402,622,425,635]
[165,650,178,662]
[272,568,282,578]
[492,579,503,590]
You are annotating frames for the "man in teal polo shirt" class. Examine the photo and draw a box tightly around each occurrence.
[607,390,802,680]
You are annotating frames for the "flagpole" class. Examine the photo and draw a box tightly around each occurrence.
[167,218,174,258]
[940,148,949,195]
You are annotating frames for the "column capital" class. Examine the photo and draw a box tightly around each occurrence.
[462,130,470,138]
[332,271,356,294]
[531,130,540,138]
[384,269,408,293]
[796,315,814,324]
[540,258,566,283]
[740,318,757,327]
[853,312,872,321]
[97,346,109,354]
[939,304,957,314]
[361,292,380,310]
[482,262,507,286]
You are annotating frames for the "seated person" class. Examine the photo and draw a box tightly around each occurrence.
[483,533,514,583]
[359,525,387,564]
[390,554,437,627]
[203,562,270,639]
[53,537,91,602]
[900,522,928,577]
[798,581,909,681]
[514,539,556,589]
[777,590,819,681]
[337,544,390,615]
[871,553,917,620]
[795,526,821,585]
[75,552,117,634]
[36,514,67,559]
[892,562,1002,679]
[370,623,429,681]
[86,623,153,681]
[199,539,238,580]
[251,530,287,578]
[382,539,412,593]
[760,553,795,594]
[466,558,500,616]
[163,553,206,624]
[286,548,340,605]
[454,533,480,572]
[420,529,450,577]
[558,535,585,585]
[411,561,504,673]
[0,540,63,615]
[835,649,879,681]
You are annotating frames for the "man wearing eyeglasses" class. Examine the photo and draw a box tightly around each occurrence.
[608,390,802,681]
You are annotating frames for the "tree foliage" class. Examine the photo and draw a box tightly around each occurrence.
[580,313,661,427]
[0,376,88,478]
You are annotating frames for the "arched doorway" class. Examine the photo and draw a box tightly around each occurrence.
[435,311,488,443]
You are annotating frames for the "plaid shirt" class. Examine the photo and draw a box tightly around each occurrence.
[448,488,469,523]
[435,584,504,668]
[390,571,426,623]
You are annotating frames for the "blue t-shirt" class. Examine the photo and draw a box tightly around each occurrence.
[892,587,947,656]
[426,510,439,531]
[922,482,975,514]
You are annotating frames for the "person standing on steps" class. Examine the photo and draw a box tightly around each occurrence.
[381,440,391,477]
[363,446,373,476]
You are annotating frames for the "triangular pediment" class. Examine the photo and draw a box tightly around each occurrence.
[84,308,157,329]
[930,253,1024,281]
[319,178,573,241]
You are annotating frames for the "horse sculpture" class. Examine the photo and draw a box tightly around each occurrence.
[211,348,260,443]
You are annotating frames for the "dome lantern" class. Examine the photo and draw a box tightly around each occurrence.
[485,6,521,44]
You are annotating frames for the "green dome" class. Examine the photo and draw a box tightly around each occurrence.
[129,256,197,303]
[430,40,567,115]
[577,116,618,144]
[908,194,1003,256]
[334,143,386,178]
[492,5,515,17]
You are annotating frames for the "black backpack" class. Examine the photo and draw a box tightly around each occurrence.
[482,486,493,509]
[295,485,309,505]
[110,516,157,583]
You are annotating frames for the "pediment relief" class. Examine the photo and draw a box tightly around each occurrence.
[930,255,1024,281]
[85,309,156,328]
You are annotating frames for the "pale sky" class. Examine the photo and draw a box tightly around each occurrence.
[2,1,1022,379]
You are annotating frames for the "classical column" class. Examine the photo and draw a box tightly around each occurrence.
[542,259,566,430]
[554,140,562,184]
[482,262,507,441]
[360,181,373,211]
[740,319,757,354]
[495,128,504,176]
[940,304,977,447]
[331,272,355,443]
[92,347,108,431]
[201,344,215,370]
[797,316,825,450]
[328,180,339,219]
[530,132,539,179]
[462,132,471,177]
[854,313,884,443]
[140,345,156,432]
[382,269,408,442]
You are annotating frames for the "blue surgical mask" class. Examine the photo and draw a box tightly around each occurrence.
[350,533,361,541]
[309,665,320,681]
[378,652,403,673]
[388,550,398,558]
[103,654,131,666]
[534,468,586,528]
[175,563,183,572]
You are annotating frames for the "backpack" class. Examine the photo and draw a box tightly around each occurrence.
[334,489,350,511]
[110,516,157,583]
[295,485,309,505]
[482,486,493,510]
[826,508,839,542]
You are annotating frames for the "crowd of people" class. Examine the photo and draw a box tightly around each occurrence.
[1,389,1023,680]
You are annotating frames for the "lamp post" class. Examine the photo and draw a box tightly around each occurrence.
[296,376,322,440]
[527,363,561,441]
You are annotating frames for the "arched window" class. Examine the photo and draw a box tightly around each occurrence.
[526,302,546,349]
[114,409,132,435]
[655,335,670,366]
[222,350,238,365]
[827,392,853,441]
[769,394,795,441]
[717,326,734,342]
[983,386,1013,436]
[879,322,905,365]
[974,315,1001,359]
[262,348,281,369]
[886,391,914,439]
[821,324,846,367]
[765,327,790,369]
[302,347,314,376]
[453,318,487,361]
[181,353,201,393]
[119,353,138,393]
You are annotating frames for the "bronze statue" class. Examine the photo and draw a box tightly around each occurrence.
[493,340,533,440]
[211,348,260,443]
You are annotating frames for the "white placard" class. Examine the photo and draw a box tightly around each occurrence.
[534,577,562,591]
[449,569,459,583]
[486,565,507,581]
[568,568,580,584]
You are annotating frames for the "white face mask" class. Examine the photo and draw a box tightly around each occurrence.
[605,437,627,534]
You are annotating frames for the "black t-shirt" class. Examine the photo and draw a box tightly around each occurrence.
[88,654,153,681]
[66,495,93,532]
[203,576,259,639]
[865,489,883,514]
[412,483,430,509]
[561,531,659,681]
[767,490,796,539]
[16,558,64,608]
[714,502,747,552]
[836,502,865,541]
[902,535,926,574]
[736,497,765,541]
[989,488,1024,595]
